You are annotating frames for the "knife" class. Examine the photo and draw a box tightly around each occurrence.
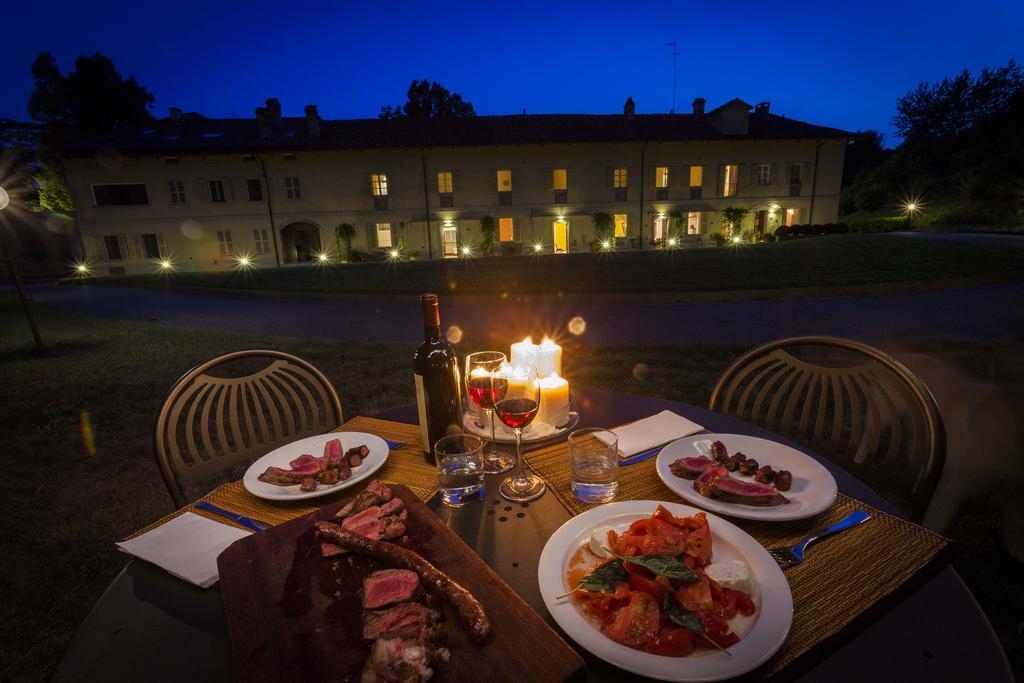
[619,429,712,466]
[194,501,271,533]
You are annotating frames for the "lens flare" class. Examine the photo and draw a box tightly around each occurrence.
[601,240,612,250]
[181,221,203,240]
[632,363,651,381]
[235,253,253,269]
[157,258,174,271]
[460,245,474,257]
[533,243,544,253]
[73,261,91,275]
[732,235,743,244]
[446,325,463,343]
[667,236,678,247]
[315,251,331,264]
[567,316,587,336]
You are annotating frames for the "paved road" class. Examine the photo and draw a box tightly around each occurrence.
[23,281,1024,346]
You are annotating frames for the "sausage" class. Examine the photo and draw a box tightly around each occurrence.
[725,453,745,472]
[315,521,491,642]
[739,458,759,476]
[755,465,775,484]
[709,440,729,463]
[775,470,793,491]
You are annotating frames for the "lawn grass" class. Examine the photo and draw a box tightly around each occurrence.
[1,296,1021,680]
[70,234,1024,299]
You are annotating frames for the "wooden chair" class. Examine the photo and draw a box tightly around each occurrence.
[154,350,343,507]
[709,336,946,522]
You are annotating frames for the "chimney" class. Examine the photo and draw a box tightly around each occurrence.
[755,101,770,114]
[265,98,282,125]
[623,96,636,120]
[692,98,706,117]
[304,104,320,139]
[169,107,182,121]
[256,107,271,139]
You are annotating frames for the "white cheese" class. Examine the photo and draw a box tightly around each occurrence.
[704,560,751,594]
[588,525,618,558]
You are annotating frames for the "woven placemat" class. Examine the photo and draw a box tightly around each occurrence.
[526,440,953,679]
[128,416,437,539]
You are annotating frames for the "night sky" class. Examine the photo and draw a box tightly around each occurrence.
[2,0,1021,143]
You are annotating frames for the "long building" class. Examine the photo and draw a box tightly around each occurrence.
[62,97,853,274]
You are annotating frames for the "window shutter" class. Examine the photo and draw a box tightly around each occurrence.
[512,218,520,242]
[567,167,575,188]
[647,166,656,187]
[606,167,614,188]
[628,166,636,187]
[362,174,372,197]
[736,164,746,194]
[545,168,553,191]
[488,170,497,191]
[770,163,779,185]
[129,234,144,260]
[220,177,233,201]
[117,234,129,260]
[750,164,759,186]
[802,162,811,184]
[234,177,247,198]
[717,165,726,196]
[452,171,462,193]
[680,165,689,187]
[196,178,211,202]
[365,223,375,249]
[430,170,439,194]
[156,233,168,258]
[510,169,519,192]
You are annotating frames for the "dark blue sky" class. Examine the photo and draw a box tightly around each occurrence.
[3,0,1021,143]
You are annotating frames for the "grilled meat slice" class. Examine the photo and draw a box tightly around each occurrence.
[360,637,436,683]
[693,464,729,498]
[668,456,715,480]
[709,440,729,463]
[348,453,363,468]
[258,465,317,486]
[362,602,439,641]
[710,476,789,506]
[300,477,317,492]
[316,522,490,642]
[363,569,420,609]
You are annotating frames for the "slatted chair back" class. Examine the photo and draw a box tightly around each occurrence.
[154,350,343,507]
[709,336,945,522]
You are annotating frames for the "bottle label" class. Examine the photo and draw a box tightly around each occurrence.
[413,372,430,454]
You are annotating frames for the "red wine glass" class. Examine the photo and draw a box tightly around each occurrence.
[494,363,546,502]
[465,351,513,474]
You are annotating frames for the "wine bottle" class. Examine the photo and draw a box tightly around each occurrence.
[413,293,463,464]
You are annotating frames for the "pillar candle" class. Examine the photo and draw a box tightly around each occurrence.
[510,337,537,370]
[534,338,562,377]
[535,373,570,427]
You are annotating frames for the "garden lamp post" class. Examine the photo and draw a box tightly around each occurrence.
[0,185,44,352]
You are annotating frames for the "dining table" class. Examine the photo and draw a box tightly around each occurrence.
[52,388,1011,682]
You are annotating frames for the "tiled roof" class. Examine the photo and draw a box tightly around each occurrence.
[63,111,855,157]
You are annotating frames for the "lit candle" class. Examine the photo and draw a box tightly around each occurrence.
[535,373,570,427]
[535,337,562,378]
[510,337,537,370]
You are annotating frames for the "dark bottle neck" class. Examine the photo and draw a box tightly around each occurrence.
[423,325,441,343]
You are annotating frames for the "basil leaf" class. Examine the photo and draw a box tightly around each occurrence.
[621,554,699,582]
[555,559,627,599]
[661,593,733,657]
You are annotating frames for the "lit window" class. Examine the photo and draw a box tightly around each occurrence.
[552,168,567,191]
[438,171,453,194]
[376,223,392,248]
[247,179,264,201]
[253,228,270,255]
[655,167,669,189]
[497,170,512,192]
[757,164,770,186]
[614,214,628,237]
[790,165,802,184]
[689,166,703,187]
[721,164,738,197]
[372,174,388,196]
[285,176,302,199]
[786,208,799,226]
[687,211,701,235]
[216,230,233,256]
[209,180,226,203]
[168,181,186,204]
[499,217,514,242]
[613,168,628,188]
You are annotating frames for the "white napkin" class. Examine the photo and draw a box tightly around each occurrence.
[116,512,251,588]
[601,410,704,458]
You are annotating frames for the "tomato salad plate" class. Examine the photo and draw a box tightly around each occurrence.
[538,501,792,681]
[243,432,389,501]
[656,434,837,522]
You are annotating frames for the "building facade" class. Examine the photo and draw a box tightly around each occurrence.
[63,98,852,274]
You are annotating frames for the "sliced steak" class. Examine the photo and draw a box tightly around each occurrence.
[669,456,715,480]
[317,468,340,485]
[710,476,789,506]
[342,506,386,539]
[380,498,404,517]
[336,489,381,521]
[366,480,391,501]
[289,453,318,469]
[362,602,439,641]
[324,438,344,469]
[348,453,363,468]
[360,637,434,683]
[363,569,420,609]
[258,466,315,486]
[381,517,406,540]
[693,464,728,498]
[300,477,317,492]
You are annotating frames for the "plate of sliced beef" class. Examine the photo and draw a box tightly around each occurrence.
[243,432,389,501]
[656,434,837,521]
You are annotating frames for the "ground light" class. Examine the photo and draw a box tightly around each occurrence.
[316,251,331,263]
[533,243,544,253]
[903,197,924,216]
[235,254,253,269]
[732,235,743,244]
[667,236,678,248]
[600,240,612,250]
[387,249,401,260]
[460,245,474,258]
[157,258,174,271]
[74,262,91,274]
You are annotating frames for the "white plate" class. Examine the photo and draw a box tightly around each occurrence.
[242,432,389,501]
[538,500,793,682]
[462,405,580,444]
[656,434,837,521]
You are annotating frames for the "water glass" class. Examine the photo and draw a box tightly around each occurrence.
[434,433,485,507]
[569,428,619,503]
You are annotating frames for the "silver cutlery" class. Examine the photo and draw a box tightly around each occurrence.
[768,509,871,569]
[385,438,414,450]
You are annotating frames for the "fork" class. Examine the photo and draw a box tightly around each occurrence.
[385,438,414,450]
[768,510,871,569]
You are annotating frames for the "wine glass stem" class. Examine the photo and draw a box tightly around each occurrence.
[514,427,525,483]
[486,408,496,455]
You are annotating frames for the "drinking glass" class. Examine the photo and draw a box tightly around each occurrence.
[494,363,546,502]
[465,351,513,474]
[434,433,485,507]
[569,428,620,503]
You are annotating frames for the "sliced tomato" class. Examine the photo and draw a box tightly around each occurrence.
[628,573,667,602]
[733,589,756,617]
[678,575,713,607]
[601,592,661,647]
[696,609,741,648]
[577,593,617,619]
[683,513,713,567]
[645,627,695,657]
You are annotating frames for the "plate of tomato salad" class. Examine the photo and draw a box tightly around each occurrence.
[538,501,793,681]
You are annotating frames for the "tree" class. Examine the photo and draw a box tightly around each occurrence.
[478,216,496,256]
[335,223,357,261]
[592,212,614,244]
[379,80,476,119]
[33,160,74,213]
[722,206,749,237]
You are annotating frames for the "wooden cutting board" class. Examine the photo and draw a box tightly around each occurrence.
[217,484,586,682]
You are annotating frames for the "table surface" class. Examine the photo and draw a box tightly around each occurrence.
[53,388,1011,683]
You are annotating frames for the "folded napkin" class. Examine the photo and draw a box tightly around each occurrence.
[116,511,251,588]
[600,410,704,458]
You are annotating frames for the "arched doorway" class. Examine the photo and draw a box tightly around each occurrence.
[280,222,322,263]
